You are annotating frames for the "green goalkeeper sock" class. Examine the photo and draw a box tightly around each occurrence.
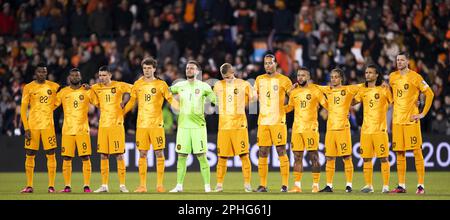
[176,155,187,185]
[197,154,210,185]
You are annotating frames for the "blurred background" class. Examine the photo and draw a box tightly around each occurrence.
[0,0,449,138]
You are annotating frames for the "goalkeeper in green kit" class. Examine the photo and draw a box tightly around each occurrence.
[169,61,217,193]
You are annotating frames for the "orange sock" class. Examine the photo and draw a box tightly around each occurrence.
[138,157,147,187]
[325,160,335,186]
[258,157,268,187]
[344,158,354,184]
[216,157,228,185]
[46,154,56,187]
[381,161,390,186]
[25,155,35,187]
[101,159,109,185]
[396,152,406,186]
[240,155,251,185]
[82,159,91,187]
[156,157,165,187]
[117,159,126,185]
[414,149,425,186]
[62,160,72,187]
[279,155,289,187]
[363,161,373,186]
[312,172,320,185]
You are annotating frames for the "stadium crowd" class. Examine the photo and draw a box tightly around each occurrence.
[0,0,449,136]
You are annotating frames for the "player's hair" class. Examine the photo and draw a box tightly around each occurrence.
[220,63,233,75]
[141,57,157,68]
[297,67,311,75]
[365,64,384,87]
[187,60,201,71]
[98,65,111,73]
[264,54,276,62]
[397,52,410,59]
[331,68,346,84]
[70,68,80,73]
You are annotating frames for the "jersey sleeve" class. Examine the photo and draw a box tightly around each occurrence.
[414,74,430,92]
[54,89,63,108]
[20,84,30,130]
[170,83,180,94]
[162,81,174,104]
[284,77,293,95]
[121,82,132,93]
[384,87,393,104]
[204,83,217,105]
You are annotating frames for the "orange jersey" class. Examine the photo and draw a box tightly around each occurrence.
[354,86,392,133]
[213,79,253,130]
[55,87,94,135]
[288,84,327,133]
[131,78,173,128]
[255,73,292,125]
[21,80,60,130]
[91,81,132,128]
[389,70,430,125]
[318,84,362,130]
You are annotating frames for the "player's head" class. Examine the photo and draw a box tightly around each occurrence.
[141,57,157,79]
[220,63,235,82]
[35,63,48,82]
[68,68,82,86]
[264,54,277,74]
[297,67,311,87]
[396,52,409,71]
[186,60,201,79]
[98,65,112,84]
[330,68,345,87]
[365,64,383,86]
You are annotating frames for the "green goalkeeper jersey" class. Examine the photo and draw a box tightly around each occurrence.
[170,80,217,128]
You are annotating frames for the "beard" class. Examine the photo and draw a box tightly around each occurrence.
[186,74,195,79]
[299,81,307,87]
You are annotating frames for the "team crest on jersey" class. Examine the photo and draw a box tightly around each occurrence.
[47,89,52,95]
[404,84,409,90]
[374,93,380,99]
[273,85,278,91]
[111,88,116,93]
[341,90,346,96]
[234,88,239,95]
[176,144,181,150]
[151,88,157,94]
[306,94,311,100]
[195,89,200,94]
[79,95,84,100]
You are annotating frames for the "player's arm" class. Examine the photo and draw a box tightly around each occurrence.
[120,83,132,109]
[163,82,179,111]
[385,87,393,105]
[204,84,217,106]
[317,89,329,110]
[411,77,434,121]
[284,90,294,113]
[20,85,31,140]
[352,90,362,106]
[53,90,63,110]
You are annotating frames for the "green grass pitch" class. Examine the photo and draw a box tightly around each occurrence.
[1,172,450,200]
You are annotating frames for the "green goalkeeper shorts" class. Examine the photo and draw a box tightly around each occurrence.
[176,127,207,154]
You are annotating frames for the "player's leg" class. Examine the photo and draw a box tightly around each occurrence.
[76,134,92,192]
[80,155,92,192]
[192,128,211,192]
[150,127,166,192]
[256,125,271,192]
[380,157,390,193]
[22,129,39,193]
[170,128,191,192]
[60,135,76,192]
[109,125,127,192]
[95,127,110,192]
[309,150,321,193]
[406,123,425,194]
[391,124,407,192]
[273,125,289,192]
[320,130,336,192]
[216,130,231,192]
[289,151,303,193]
[360,133,374,193]
[42,128,57,193]
[232,130,252,192]
[135,128,150,192]
[338,128,353,192]
[373,132,389,193]
[114,153,128,192]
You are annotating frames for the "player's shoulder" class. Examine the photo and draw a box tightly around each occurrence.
[59,86,70,93]
[388,70,400,79]
[255,73,268,80]
[91,83,101,90]
[46,80,60,89]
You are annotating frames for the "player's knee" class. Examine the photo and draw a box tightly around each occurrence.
[115,154,124,160]
[139,150,148,158]
[195,153,205,159]
[46,149,56,155]
[81,156,90,161]
[101,154,109,160]
[63,156,72,161]
[326,156,335,161]
[154,150,164,158]
[293,152,303,162]
[258,148,269,157]
[238,153,248,159]
[380,157,388,163]
[363,158,371,162]
[26,150,37,156]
